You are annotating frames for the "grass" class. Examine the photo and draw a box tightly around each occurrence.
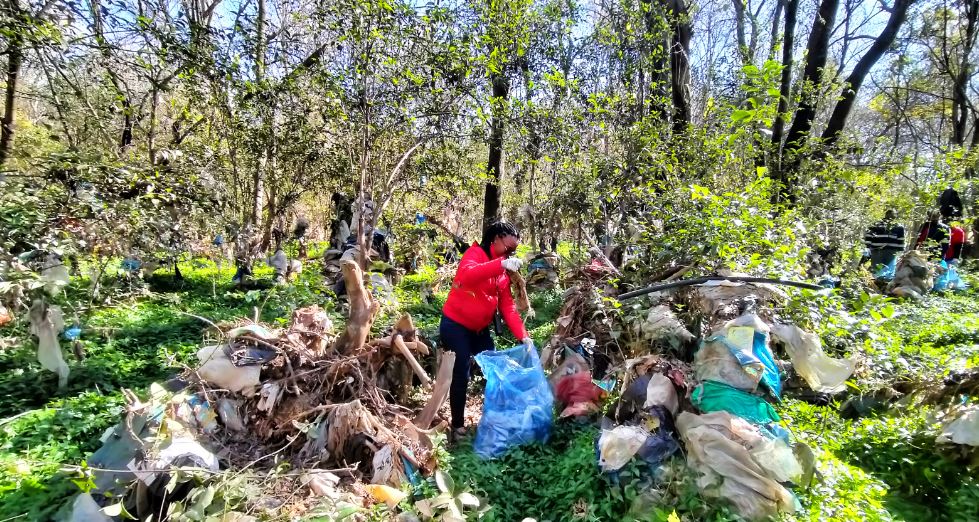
[1,259,978,521]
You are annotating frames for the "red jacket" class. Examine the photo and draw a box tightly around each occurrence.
[947,226,966,261]
[442,243,528,340]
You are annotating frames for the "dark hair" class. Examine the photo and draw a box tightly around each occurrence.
[480,221,520,256]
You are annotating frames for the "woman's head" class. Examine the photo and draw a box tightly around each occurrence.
[480,221,520,258]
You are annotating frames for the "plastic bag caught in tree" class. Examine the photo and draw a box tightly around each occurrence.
[29,300,69,389]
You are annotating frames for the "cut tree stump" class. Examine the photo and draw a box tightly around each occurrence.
[414,351,455,429]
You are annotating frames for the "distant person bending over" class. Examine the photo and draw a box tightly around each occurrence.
[863,209,905,271]
[440,221,532,442]
[915,210,951,261]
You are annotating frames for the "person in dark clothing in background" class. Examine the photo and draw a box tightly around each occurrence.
[863,209,905,271]
[915,210,951,260]
[939,185,963,221]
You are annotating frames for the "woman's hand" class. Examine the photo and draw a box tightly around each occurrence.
[521,337,535,351]
[502,258,523,272]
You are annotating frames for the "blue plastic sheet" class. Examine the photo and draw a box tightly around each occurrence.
[473,345,554,459]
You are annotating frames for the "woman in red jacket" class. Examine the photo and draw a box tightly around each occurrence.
[440,221,533,440]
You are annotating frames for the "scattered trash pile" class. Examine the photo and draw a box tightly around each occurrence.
[525,252,560,290]
[548,272,855,520]
[61,262,449,520]
[887,250,968,298]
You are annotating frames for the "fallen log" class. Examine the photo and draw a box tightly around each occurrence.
[414,351,455,429]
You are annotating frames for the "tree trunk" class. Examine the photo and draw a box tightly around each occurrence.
[482,73,509,229]
[333,260,380,354]
[768,0,784,61]
[821,0,914,148]
[782,0,840,174]
[952,0,979,147]
[251,0,267,227]
[732,0,750,65]
[0,0,23,168]
[771,0,798,155]
[666,0,691,133]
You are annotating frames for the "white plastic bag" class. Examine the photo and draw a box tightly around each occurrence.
[598,425,649,472]
[770,324,854,393]
[196,346,260,394]
[643,373,679,414]
[29,301,69,389]
[937,407,979,446]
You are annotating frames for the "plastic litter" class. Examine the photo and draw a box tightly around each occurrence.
[29,301,69,389]
[770,324,854,393]
[937,406,979,446]
[635,406,680,465]
[40,254,70,295]
[692,380,780,425]
[216,398,245,432]
[473,345,554,459]
[196,345,261,394]
[226,324,276,341]
[257,382,284,412]
[364,484,407,509]
[175,394,218,434]
[643,373,679,414]
[934,260,968,292]
[874,257,897,281]
[64,492,112,522]
[371,444,407,486]
[598,425,649,472]
[722,314,781,398]
[63,324,82,341]
[887,250,933,298]
[634,305,694,348]
[139,437,219,485]
[677,411,797,520]
[694,337,762,393]
[555,371,605,417]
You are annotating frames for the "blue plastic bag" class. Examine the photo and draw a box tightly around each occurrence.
[710,332,782,399]
[874,257,897,281]
[934,261,967,291]
[473,345,554,459]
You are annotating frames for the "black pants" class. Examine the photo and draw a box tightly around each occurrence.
[439,315,494,429]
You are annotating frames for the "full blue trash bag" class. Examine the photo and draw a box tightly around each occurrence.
[473,345,554,459]
[874,257,897,281]
[934,260,968,291]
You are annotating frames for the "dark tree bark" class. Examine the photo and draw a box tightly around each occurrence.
[768,0,784,61]
[952,0,979,147]
[770,0,798,155]
[482,73,509,229]
[781,0,840,173]
[821,0,915,148]
[733,0,750,65]
[0,0,24,167]
[666,0,692,133]
[90,0,134,150]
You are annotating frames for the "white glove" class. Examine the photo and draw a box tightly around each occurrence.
[501,258,523,272]
[522,337,535,352]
